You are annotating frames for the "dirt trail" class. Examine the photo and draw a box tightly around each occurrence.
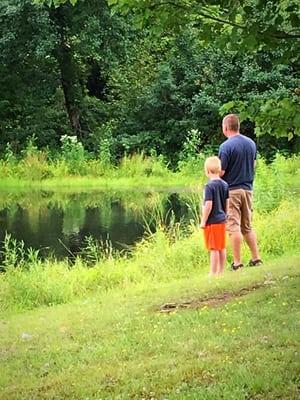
[158,280,274,313]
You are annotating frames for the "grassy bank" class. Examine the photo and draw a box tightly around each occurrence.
[1,255,299,399]
[0,175,198,191]
[1,197,299,313]
[0,152,299,193]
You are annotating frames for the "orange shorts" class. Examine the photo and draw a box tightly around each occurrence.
[204,223,226,250]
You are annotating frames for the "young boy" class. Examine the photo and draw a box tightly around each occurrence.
[200,156,229,276]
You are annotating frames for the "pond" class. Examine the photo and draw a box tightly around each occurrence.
[0,189,200,259]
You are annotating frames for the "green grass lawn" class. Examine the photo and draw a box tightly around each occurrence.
[1,254,299,400]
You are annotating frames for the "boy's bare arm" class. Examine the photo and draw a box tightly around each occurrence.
[200,200,213,228]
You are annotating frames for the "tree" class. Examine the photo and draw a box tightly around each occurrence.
[48,0,299,139]
[0,0,69,151]
[107,0,300,139]
[107,32,299,160]
[0,0,134,150]
[50,1,299,53]
[49,4,83,136]
[107,1,300,53]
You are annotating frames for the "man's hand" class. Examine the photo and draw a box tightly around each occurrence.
[200,221,206,229]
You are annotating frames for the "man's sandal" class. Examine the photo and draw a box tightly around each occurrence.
[231,263,243,271]
[248,259,263,267]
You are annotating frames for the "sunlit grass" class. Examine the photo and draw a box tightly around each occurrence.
[0,255,299,399]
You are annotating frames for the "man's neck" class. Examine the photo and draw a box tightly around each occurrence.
[227,131,240,138]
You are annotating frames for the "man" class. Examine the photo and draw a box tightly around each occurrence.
[219,114,262,270]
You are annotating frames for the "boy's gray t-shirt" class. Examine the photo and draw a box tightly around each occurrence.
[219,134,257,190]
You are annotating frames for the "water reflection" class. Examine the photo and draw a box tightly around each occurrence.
[0,190,200,259]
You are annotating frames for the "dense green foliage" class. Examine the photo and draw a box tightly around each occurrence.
[1,0,299,163]
[0,0,132,152]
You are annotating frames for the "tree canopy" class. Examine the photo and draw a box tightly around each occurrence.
[1,0,299,160]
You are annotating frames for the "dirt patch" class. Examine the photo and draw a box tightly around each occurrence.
[158,282,265,313]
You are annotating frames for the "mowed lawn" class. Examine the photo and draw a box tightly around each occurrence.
[1,255,299,400]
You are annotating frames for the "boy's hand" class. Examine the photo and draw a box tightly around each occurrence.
[200,221,206,229]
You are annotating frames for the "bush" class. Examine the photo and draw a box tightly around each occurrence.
[118,152,170,178]
[60,135,86,174]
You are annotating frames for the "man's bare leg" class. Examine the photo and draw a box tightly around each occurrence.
[243,230,260,261]
[229,231,242,265]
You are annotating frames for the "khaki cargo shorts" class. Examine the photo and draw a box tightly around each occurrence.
[227,189,253,235]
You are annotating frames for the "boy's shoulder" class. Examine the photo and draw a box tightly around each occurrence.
[206,179,228,190]
[220,178,229,188]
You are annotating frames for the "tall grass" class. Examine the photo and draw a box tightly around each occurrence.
[253,154,299,211]
[0,137,300,191]
[0,144,171,182]
[0,196,299,312]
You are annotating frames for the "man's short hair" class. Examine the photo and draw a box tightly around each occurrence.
[223,114,240,132]
[205,156,221,175]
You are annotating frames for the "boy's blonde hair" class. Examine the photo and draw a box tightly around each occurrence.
[205,156,221,175]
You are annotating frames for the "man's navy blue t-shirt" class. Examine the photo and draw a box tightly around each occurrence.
[219,134,257,190]
[204,179,229,225]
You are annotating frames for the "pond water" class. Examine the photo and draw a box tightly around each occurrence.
[0,189,200,259]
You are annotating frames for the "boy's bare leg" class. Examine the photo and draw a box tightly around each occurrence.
[218,249,226,274]
[229,232,242,265]
[243,230,260,261]
[209,250,219,276]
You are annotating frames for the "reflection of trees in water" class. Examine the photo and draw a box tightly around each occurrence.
[0,205,64,257]
[62,201,85,236]
[24,205,51,235]
[177,191,202,224]
[0,209,9,245]
[0,190,197,259]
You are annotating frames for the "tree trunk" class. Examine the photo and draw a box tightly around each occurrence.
[49,6,82,137]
